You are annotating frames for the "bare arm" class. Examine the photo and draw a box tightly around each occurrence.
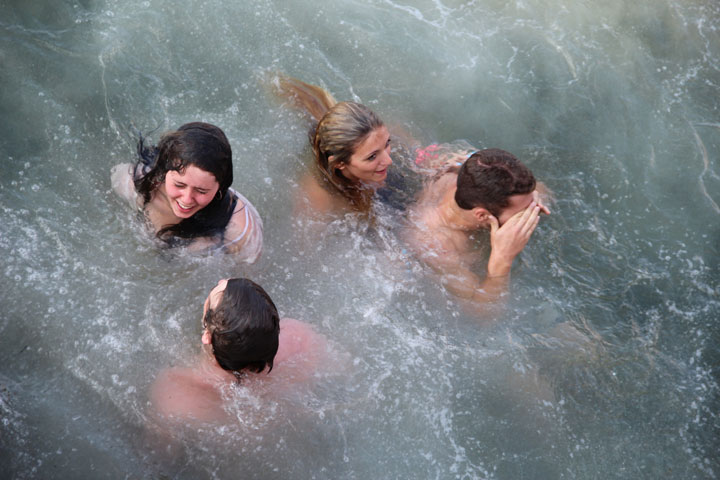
[149,368,228,425]
[410,200,542,313]
[414,235,509,307]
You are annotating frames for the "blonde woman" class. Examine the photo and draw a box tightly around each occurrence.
[273,76,394,215]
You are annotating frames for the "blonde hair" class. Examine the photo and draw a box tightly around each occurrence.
[272,75,384,212]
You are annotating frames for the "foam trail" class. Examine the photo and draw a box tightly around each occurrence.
[545,35,578,80]
[689,121,720,214]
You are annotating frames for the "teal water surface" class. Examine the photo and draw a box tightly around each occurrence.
[1,1,718,478]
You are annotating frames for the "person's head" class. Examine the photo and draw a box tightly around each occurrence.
[201,278,280,377]
[312,101,392,192]
[134,122,236,240]
[271,75,391,211]
[455,148,536,226]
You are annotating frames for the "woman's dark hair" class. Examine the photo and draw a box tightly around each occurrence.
[455,148,536,216]
[134,122,235,242]
[202,278,280,377]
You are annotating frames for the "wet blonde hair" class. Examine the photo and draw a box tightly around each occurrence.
[272,75,384,212]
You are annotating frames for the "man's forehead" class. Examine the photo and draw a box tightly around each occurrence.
[508,191,535,208]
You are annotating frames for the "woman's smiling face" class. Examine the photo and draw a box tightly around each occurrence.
[338,126,393,185]
[163,165,220,219]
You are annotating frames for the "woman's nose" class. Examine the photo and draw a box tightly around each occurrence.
[382,150,393,166]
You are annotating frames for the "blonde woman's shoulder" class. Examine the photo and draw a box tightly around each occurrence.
[295,172,339,216]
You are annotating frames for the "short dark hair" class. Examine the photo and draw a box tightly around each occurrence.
[454,148,535,216]
[203,278,280,376]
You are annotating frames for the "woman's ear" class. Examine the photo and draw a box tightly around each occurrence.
[332,156,345,171]
[201,329,212,345]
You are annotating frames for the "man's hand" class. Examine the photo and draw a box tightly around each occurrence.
[487,200,541,276]
[533,189,551,215]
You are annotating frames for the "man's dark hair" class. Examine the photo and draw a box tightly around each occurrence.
[455,148,535,216]
[203,278,280,377]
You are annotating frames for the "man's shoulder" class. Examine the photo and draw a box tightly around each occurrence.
[150,367,225,422]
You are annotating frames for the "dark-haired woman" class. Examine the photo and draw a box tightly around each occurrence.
[111,122,263,262]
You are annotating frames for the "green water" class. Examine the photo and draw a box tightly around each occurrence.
[1,0,718,478]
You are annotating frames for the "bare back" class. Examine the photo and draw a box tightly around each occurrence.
[149,318,330,427]
[405,171,476,269]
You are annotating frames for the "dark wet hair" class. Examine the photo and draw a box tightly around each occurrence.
[202,278,280,377]
[134,122,235,242]
[455,148,536,216]
[272,75,384,212]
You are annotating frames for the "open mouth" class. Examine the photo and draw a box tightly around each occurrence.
[176,200,195,213]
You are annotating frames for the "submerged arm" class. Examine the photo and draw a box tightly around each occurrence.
[411,200,542,315]
[418,239,511,308]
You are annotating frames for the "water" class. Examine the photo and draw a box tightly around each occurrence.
[1,0,718,478]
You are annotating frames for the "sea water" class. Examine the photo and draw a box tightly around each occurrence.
[1,0,718,478]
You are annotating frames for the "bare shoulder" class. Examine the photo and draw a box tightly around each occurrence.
[406,174,456,245]
[267,318,334,384]
[295,172,338,215]
[410,223,461,269]
[275,318,327,363]
[405,182,465,269]
[149,367,224,423]
[110,163,140,206]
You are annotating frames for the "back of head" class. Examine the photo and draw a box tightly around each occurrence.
[455,148,536,216]
[203,278,280,375]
